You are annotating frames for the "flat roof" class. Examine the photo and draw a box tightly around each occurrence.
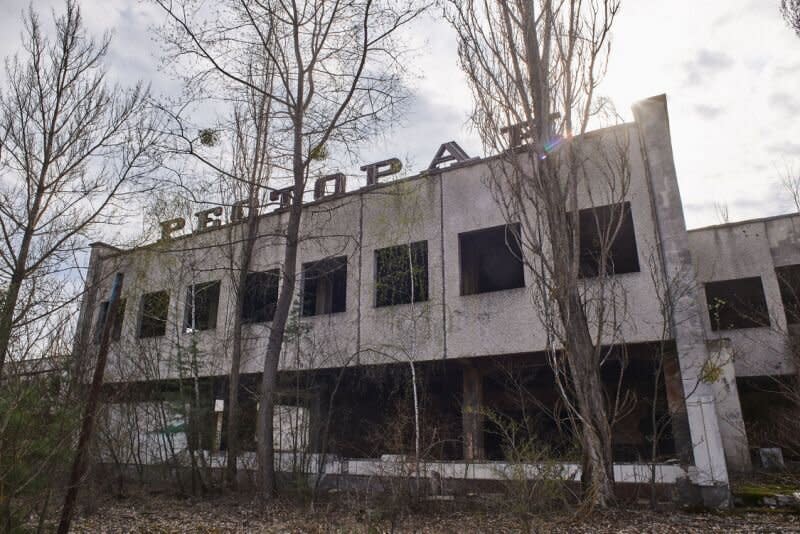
[687,211,800,233]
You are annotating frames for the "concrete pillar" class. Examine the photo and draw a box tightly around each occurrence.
[462,364,485,461]
[308,386,327,454]
[707,339,751,473]
[633,95,730,507]
[213,399,225,452]
[662,351,693,464]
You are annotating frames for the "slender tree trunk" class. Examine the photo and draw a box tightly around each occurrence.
[560,288,615,507]
[255,206,301,497]
[542,145,616,507]
[57,273,124,534]
[0,205,39,378]
[256,164,303,498]
[225,211,259,487]
[0,269,24,378]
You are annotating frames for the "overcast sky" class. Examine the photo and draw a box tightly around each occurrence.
[2,0,799,229]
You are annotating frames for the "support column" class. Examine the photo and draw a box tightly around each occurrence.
[212,378,227,453]
[663,351,693,464]
[308,386,328,454]
[707,339,751,473]
[213,399,225,453]
[634,95,730,507]
[462,364,485,461]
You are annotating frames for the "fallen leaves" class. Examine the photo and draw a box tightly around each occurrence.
[64,492,800,533]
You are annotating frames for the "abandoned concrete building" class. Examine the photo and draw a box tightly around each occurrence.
[73,95,800,503]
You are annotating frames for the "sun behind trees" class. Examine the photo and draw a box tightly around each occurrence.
[446,0,624,508]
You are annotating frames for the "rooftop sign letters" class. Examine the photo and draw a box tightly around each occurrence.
[159,142,472,241]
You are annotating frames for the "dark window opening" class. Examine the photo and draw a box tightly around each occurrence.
[186,382,216,452]
[139,291,169,338]
[573,202,640,278]
[184,281,221,331]
[242,270,279,323]
[459,223,525,295]
[737,375,800,459]
[776,265,800,325]
[220,391,259,453]
[375,241,429,307]
[302,257,347,316]
[94,298,126,343]
[705,277,770,331]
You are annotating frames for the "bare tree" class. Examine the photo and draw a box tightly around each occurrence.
[0,0,159,379]
[153,48,279,487]
[714,202,731,225]
[223,81,276,488]
[447,1,626,507]
[153,0,428,498]
[57,273,124,534]
[781,164,800,213]
[782,0,800,36]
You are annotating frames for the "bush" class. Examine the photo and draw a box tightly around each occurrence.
[0,375,79,530]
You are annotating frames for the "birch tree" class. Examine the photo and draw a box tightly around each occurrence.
[447,0,625,507]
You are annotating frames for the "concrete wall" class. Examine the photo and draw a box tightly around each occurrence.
[78,94,768,503]
[81,117,679,385]
[688,214,800,377]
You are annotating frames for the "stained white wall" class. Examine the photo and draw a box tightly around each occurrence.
[84,116,686,383]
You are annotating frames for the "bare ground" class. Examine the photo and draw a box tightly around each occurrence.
[64,493,800,533]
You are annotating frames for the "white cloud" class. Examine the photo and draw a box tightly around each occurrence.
[2,0,799,230]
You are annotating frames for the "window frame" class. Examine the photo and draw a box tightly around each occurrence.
[301,256,348,317]
[184,280,221,332]
[374,240,429,307]
[573,201,641,278]
[458,223,525,296]
[94,298,127,343]
[704,276,771,331]
[138,290,170,339]
[241,270,280,324]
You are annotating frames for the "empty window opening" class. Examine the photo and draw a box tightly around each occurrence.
[302,257,347,316]
[705,277,770,331]
[776,265,800,325]
[184,281,221,332]
[375,241,429,307]
[94,298,126,343]
[139,291,170,338]
[459,224,524,295]
[242,270,279,323]
[574,202,640,278]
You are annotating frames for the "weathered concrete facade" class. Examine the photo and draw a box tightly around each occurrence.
[75,95,797,504]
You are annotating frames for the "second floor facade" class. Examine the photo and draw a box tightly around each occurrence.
[76,95,722,383]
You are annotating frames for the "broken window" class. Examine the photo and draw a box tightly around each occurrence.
[776,265,800,325]
[375,241,429,307]
[242,270,279,323]
[302,257,347,316]
[459,224,525,295]
[574,202,640,278]
[184,281,221,331]
[94,298,126,343]
[705,277,770,331]
[139,290,169,338]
